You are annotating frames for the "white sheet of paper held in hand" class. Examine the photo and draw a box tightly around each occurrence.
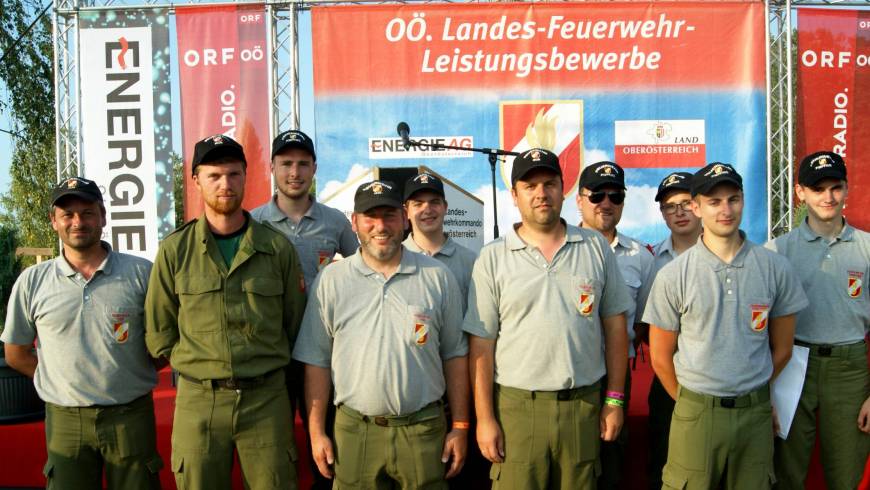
[771,345,810,439]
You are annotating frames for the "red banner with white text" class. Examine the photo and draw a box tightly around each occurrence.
[796,9,870,229]
[176,5,271,220]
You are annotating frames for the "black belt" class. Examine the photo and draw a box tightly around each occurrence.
[679,385,769,409]
[795,339,866,358]
[498,382,600,401]
[180,368,279,390]
[338,401,442,427]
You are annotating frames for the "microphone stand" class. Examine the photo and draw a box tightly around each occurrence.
[406,138,518,239]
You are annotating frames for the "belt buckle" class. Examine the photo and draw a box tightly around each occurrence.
[720,398,736,408]
[374,416,389,427]
[224,378,238,390]
[818,346,833,356]
[557,390,571,401]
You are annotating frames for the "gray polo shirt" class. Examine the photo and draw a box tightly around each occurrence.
[403,233,477,313]
[766,219,869,344]
[611,231,655,358]
[251,195,358,291]
[643,234,809,397]
[653,236,678,274]
[463,223,632,391]
[1,244,157,406]
[292,248,467,416]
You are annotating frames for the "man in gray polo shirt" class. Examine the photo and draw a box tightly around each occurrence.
[575,160,655,490]
[766,151,869,490]
[251,129,358,291]
[647,171,700,490]
[3,177,161,489]
[644,162,808,489]
[403,172,477,313]
[465,148,632,490]
[293,180,469,488]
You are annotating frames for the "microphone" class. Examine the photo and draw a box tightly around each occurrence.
[397,122,411,150]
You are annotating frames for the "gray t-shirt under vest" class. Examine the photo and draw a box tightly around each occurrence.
[766,219,870,344]
[251,196,358,292]
[403,233,477,314]
[2,245,157,406]
[643,234,809,397]
[292,248,467,416]
[463,223,632,391]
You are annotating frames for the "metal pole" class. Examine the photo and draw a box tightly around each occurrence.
[765,0,773,239]
[786,0,795,231]
[290,3,300,129]
[52,2,63,184]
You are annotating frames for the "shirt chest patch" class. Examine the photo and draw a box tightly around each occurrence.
[848,271,863,298]
[413,311,430,346]
[750,304,769,332]
[111,312,130,343]
[578,284,595,317]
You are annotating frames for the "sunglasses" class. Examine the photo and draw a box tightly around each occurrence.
[582,190,625,205]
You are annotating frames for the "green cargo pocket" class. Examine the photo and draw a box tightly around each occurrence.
[489,463,501,481]
[42,460,54,488]
[171,454,184,474]
[661,469,688,490]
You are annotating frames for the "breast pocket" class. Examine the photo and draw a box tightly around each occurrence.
[104,305,144,345]
[241,277,284,328]
[572,277,603,319]
[176,275,222,333]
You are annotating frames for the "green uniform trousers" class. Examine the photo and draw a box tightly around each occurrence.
[662,385,775,490]
[646,374,675,490]
[44,392,163,490]
[490,383,601,490]
[774,341,869,490]
[598,367,631,490]
[171,369,297,490]
[333,401,447,489]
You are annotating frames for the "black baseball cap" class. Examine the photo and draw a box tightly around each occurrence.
[654,172,693,202]
[511,148,562,186]
[579,161,626,191]
[404,172,445,201]
[192,134,246,175]
[271,129,316,160]
[798,151,846,186]
[51,177,103,205]
[354,180,403,213]
[691,162,743,197]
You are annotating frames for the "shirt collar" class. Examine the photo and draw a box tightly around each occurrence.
[263,194,319,223]
[404,233,456,257]
[656,236,675,258]
[798,217,854,243]
[508,219,581,251]
[350,246,417,277]
[195,211,275,256]
[694,230,750,271]
[612,231,633,251]
[56,241,114,278]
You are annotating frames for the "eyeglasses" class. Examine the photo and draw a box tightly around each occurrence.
[660,200,692,215]
[582,191,625,205]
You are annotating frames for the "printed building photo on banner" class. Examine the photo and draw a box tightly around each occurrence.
[78,8,173,260]
[796,8,870,231]
[311,2,767,245]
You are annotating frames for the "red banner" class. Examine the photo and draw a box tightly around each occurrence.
[176,5,271,220]
[313,2,765,94]
[796,9,870,228]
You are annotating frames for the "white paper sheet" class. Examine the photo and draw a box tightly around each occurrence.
[772,345,810,439]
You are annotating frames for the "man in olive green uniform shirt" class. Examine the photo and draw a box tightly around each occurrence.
[145,134,306,490]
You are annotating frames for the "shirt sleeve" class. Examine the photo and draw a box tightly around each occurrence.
[634,250,656,323]
[641,262,683,331]
[462,246,500,339]
[599,240,632,319]
[1,269,37,345]
[292,274,334,368]
[770,254,809,318]
[338,215,360,257]
[144,243,180,359]
[283,242,308,355]
[438,268,468,360]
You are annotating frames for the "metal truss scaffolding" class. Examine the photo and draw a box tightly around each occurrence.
[53,0,870,236]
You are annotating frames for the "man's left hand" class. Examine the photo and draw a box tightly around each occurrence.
[442,428,468,478]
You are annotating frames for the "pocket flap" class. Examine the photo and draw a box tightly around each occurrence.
[241,277,283,296]
[489,463,501,481]
[42,460,54,478]
[662,469,688,489]
[287,446,298,463]
[176,275,221,295]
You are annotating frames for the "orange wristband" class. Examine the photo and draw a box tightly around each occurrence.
[452,421,471,430]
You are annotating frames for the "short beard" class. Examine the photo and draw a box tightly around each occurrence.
[205,195,242,215]
[360,234,401,262]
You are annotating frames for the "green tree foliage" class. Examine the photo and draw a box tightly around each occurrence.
[0,0,56,258]
[0,226,21,333]
[172,152,185,228]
